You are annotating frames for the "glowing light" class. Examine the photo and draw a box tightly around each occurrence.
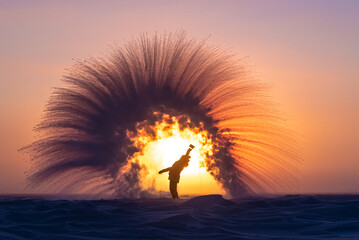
[126,113,223,195]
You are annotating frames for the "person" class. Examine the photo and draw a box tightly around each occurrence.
[158,144,195,199]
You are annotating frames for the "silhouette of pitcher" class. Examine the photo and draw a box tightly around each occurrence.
[158,144,195,199]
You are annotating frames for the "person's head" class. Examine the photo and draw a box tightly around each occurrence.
[180,155,191,162]
[181,155,190,167]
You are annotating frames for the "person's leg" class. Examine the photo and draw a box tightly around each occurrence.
[169,180,178,199]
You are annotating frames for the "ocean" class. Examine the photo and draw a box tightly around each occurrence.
[0,194,358,239]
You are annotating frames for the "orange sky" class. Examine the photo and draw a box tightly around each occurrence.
[0,0,358,194]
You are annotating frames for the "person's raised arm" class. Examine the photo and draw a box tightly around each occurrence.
[185,144,195,156]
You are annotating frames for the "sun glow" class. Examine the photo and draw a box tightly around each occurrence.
[127,113,223,195]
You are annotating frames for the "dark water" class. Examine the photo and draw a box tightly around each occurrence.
[0,194,358,239]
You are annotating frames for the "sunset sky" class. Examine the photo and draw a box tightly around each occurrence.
[0,0,358,194]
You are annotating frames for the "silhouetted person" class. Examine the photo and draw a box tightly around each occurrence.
[159,144,195,199]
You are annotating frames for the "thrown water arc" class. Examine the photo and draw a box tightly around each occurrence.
[21,31,298,198]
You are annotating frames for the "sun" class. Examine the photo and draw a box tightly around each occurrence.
[153,134,206,175]
[126,113,223,195]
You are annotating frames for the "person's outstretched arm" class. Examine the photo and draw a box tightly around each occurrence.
[185,144,195,156]
[158,167,171,174]
[185,147,194,156]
